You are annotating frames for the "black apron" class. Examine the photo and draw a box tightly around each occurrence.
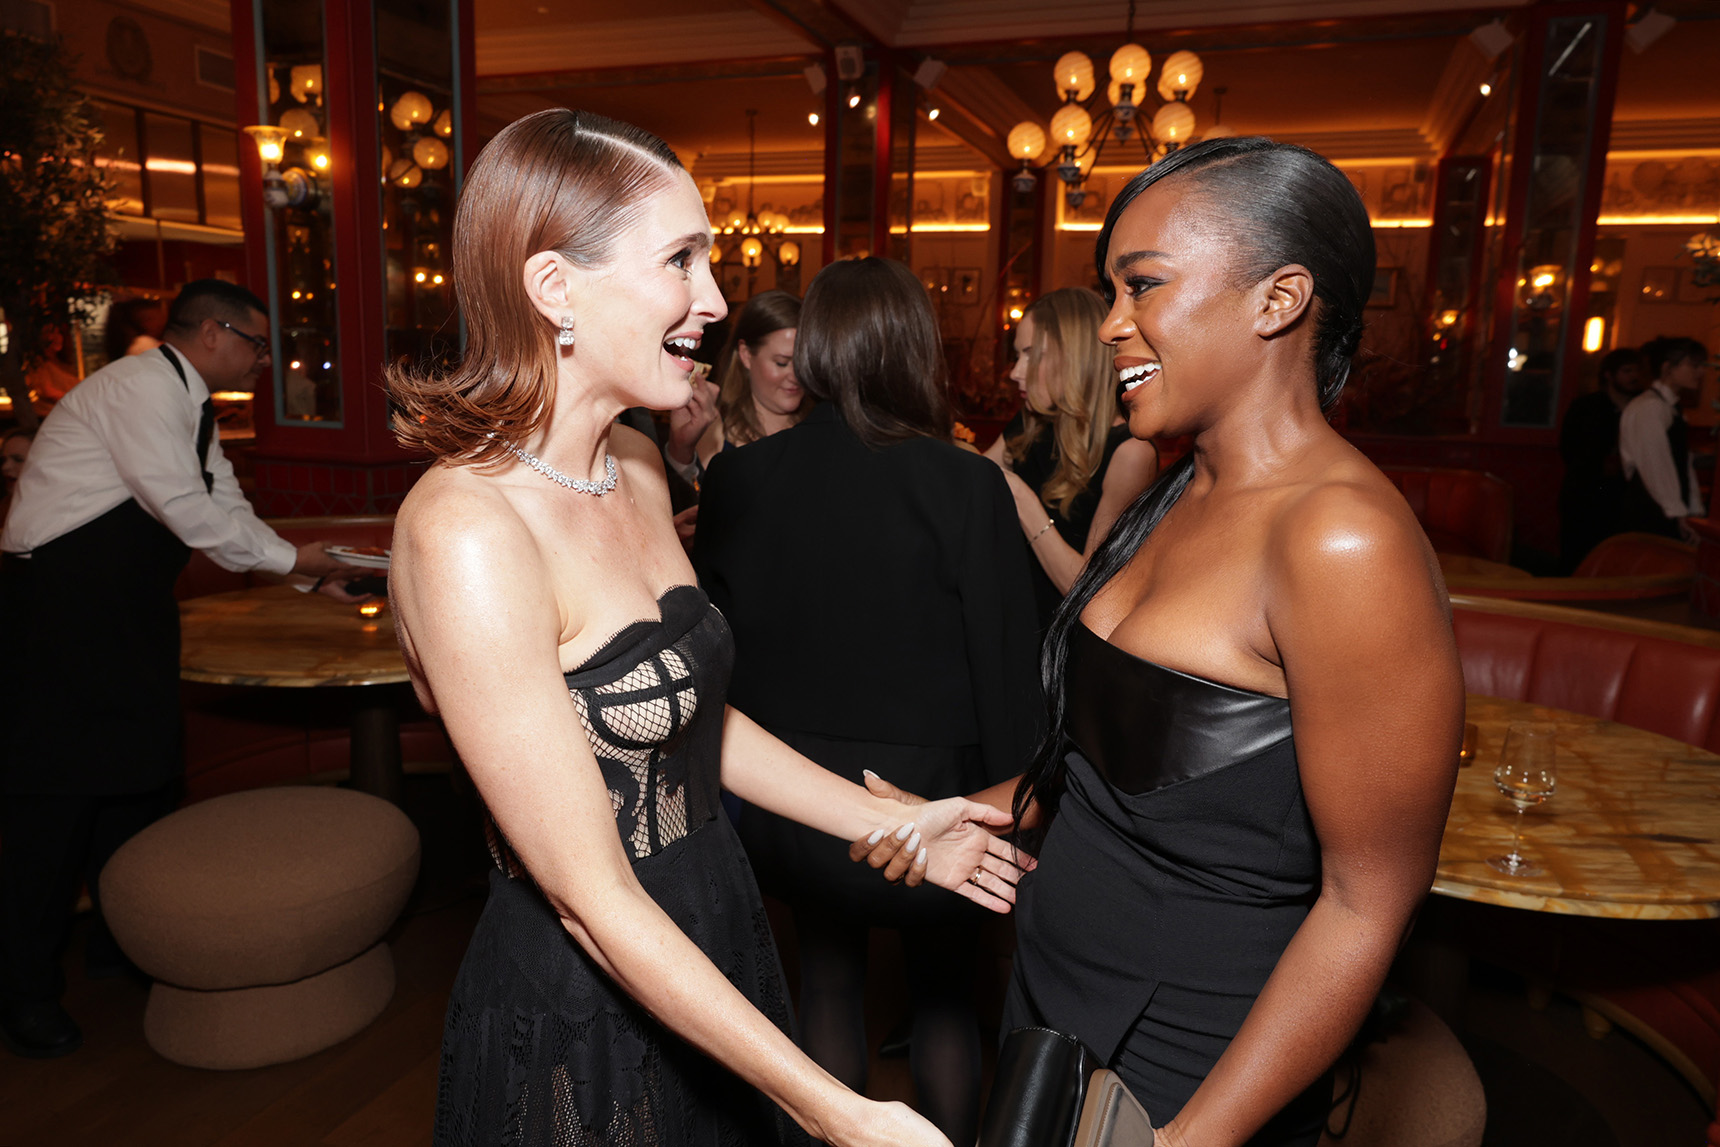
[0,347,210,795]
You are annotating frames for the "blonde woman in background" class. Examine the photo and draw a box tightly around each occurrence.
[986,286,1159,622]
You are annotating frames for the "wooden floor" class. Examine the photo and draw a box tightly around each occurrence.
[0,775,1710,1146]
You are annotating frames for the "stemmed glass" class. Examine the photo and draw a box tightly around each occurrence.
[1487,722,1557,876]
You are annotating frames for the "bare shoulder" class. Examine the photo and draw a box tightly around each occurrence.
[1266,448,1443,620]
[391,463,547,611]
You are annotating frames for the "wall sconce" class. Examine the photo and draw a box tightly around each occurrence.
[740,236,764,268]
[244,124,317,209]
[777,240,800,267]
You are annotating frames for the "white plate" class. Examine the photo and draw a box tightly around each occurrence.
[326,544,391,570]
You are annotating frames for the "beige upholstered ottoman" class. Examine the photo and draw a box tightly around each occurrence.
[100,787,421,1070]
[1318,999,1486,1147]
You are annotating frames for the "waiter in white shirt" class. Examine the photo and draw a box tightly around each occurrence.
[1618,335,1711,545]
[0,280,359,1059]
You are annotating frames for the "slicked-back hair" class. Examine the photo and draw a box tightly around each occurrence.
[165,280,267,333]
[1015,137,1376,830]
[388,109,683,464]
[793,258,951,449]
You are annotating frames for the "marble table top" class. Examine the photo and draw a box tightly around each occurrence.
[1432,695,1720,920]
[179,585,408,688]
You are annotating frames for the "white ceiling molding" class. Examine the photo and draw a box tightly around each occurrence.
[477,11,818,76]
[1256,127,1435,160]
[1610,117,1720,151]
[1420,36,1491,155]
[890,0,1533,47]
[828,0,914,44]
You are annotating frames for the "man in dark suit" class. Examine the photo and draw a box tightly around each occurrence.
[1558,347,1644,572]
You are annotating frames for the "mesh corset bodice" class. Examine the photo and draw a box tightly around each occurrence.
[486,584,730,879]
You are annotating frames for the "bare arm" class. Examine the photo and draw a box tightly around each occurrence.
[721,707,1027,910]
[1002,438,1157,595]
[391,490,949,1147]
[1157,487,1462,1147]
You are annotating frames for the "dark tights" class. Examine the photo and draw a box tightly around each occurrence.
[793,910,981,1145]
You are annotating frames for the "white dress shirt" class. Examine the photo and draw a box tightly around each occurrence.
[0,346,297,574]
[1619,381,1705,520]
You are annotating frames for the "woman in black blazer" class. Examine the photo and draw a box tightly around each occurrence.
[694,258,1041,1145]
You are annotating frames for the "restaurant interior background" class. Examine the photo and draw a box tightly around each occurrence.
[19,0,1717,571]
[5,3,1720,1144]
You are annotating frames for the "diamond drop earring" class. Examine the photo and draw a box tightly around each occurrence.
[557,315,575,347]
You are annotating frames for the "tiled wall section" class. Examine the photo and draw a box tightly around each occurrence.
[251,460,426,517]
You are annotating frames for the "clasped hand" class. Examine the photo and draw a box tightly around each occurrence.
[851,773,1036,913]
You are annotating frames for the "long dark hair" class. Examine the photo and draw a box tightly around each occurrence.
[1013,137,1375,827]
[794,257,951,448]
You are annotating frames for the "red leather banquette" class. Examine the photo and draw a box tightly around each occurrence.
[1449,593,1720,1121]
[1382,466,1514,564]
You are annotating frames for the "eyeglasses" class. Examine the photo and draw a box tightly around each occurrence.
[216,320,271,357]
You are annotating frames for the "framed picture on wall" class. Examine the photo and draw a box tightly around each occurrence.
[953,267,981,304]
[719,263,747,302]
[1366,267,1399,308]
[918,266,948,295]
[1639,266,1679,304]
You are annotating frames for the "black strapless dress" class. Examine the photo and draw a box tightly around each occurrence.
[433,585,810,1147]
[1005,622,1329,1146]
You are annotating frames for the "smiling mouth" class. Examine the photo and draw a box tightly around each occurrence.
[1118,362,1161,394]
[664,335,700,364]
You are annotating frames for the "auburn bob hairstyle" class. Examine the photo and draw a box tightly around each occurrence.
[389,109,683,464]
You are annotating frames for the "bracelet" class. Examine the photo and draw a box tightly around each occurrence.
[1031,518,1056,543]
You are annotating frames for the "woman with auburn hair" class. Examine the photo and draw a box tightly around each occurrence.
[386,110,1022,1147]
[694,257,1042,1146]
[682,289,805,470]
[858,138,1463,1146]
[986,287,1158,623]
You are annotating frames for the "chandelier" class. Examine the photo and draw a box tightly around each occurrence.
[712,110,800,273]
[1006,5,1215,209]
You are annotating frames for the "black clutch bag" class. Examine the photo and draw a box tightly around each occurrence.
[978,1027,1154,1147]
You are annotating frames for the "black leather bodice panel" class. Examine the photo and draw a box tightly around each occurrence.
[1065,621,1292,795]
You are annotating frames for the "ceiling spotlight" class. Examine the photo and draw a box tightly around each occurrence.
[808,111,820,126]
[847,87,861,109]
[927,105,940,121]
[1479,81,1492,97]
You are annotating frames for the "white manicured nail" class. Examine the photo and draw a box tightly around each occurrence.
[863,769,879,779]
[867,828,884,845]
[906,831,921,853]
[895,822,915,840]
[916,847,928,865]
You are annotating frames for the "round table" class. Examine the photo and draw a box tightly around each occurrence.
[1433,695,1720,920]
[179,585,409,802]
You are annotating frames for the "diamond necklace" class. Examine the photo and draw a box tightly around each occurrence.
[503,442,619,496]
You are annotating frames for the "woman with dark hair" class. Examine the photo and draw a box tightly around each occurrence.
[688,289,805,466]
[986,286,1159,622]
[102,298,164,363]
[694,257,1042,1145]
[387,111,1022,1147]
[861,138,1462,1146]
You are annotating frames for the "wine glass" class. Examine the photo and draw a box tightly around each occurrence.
[1487,722,1556,876]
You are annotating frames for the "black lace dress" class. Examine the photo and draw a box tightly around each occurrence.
[433,585,810,1147]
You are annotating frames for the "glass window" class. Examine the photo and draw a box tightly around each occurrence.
[95,102,144,217]
[143,113,200,223]
[201,125,242,231]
